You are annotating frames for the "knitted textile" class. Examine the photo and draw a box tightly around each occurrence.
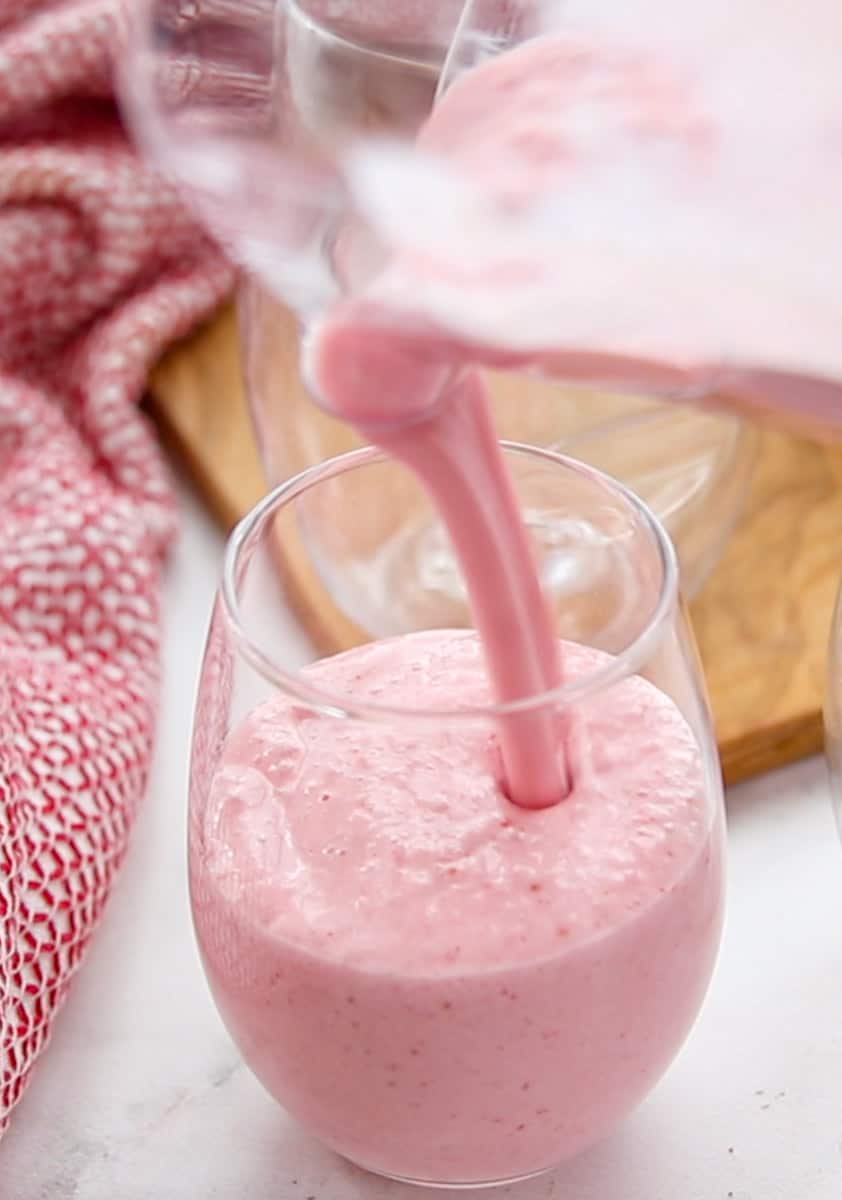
[0,0,232,1132]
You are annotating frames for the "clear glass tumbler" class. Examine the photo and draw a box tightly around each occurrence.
[189,443,726,1187]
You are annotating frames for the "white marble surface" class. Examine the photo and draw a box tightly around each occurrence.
[2,483,842,1200]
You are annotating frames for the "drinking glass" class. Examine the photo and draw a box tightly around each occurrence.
[190,443,726,1187]
[825,581,842,839]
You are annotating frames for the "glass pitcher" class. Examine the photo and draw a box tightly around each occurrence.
[121,1,842,429]
[119,1,778,618]
[304,0,842,439]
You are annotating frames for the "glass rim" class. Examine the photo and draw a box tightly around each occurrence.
[220,441,680,722]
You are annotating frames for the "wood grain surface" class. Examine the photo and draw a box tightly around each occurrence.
[148,304,842,785]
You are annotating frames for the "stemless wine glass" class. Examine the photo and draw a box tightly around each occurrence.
[190,443,726,1187]
[825,581,842,839]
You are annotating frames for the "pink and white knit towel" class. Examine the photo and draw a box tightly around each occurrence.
[0,0,232,1133]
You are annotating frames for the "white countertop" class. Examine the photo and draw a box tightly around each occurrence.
[2,483,842,1200]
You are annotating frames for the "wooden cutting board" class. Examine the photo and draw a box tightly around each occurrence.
[148,304,842,785]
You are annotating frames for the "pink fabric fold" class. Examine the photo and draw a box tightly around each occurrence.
[0,0,233,1132]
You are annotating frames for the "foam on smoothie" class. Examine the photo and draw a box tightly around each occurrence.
[203,633,707,971]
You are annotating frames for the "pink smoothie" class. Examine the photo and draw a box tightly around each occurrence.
[309,314,567,810]
[191,631,724,1185]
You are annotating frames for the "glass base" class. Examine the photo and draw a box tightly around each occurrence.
[348,1157,555,1191]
